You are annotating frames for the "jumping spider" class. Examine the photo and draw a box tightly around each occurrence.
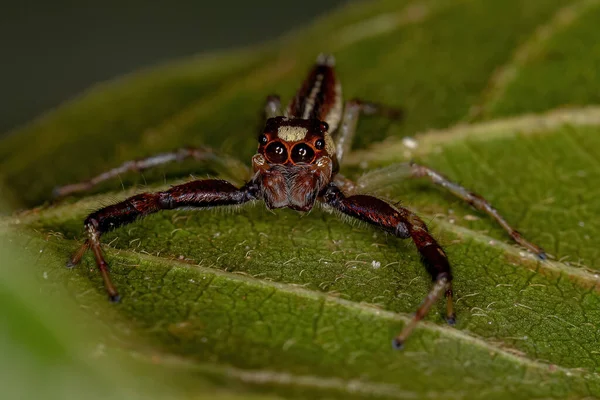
[58,54,545,348]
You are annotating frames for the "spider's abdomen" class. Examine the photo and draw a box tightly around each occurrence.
[285,54,343,133]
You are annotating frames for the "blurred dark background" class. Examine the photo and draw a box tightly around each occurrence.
[0,0,347,136]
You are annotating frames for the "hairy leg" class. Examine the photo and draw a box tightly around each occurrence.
[321,184,455,349]
[53,147,251,198]
[68,179,259,301]
[335,99,403,164]
[356,162,546,259]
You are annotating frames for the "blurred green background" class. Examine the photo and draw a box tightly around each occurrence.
[0,0,344,135]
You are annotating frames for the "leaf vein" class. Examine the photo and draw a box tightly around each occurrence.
[465,0,600,121]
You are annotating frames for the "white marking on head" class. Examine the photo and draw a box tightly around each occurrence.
[277,126,308,142]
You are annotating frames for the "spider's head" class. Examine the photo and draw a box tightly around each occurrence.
[253,117,336,212]
[257,116,335,165]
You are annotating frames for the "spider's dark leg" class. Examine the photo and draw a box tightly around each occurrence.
[321,184,454,349]
[53,147,250,198]
[335,99,403,164]
[264,95,283,119]
[357,162,546,259]
[68,179,259,301]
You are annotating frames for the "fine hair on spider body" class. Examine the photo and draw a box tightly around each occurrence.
[58,54,546,349]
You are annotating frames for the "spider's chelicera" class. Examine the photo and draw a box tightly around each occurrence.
[59,54,546,348]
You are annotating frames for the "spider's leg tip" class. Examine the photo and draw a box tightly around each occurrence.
[537,250,547,261]
[109,293,121,303]
[389,108,404,120]
[446,314,457,326]
[391,338,404,350]
[66,259,77,269]
[51,186,63,199]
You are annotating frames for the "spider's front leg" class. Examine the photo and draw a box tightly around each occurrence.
[321,184,455,349]
[68,179,259,301]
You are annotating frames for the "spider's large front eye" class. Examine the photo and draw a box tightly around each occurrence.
[265,142,288,163]
[291,143,315,164]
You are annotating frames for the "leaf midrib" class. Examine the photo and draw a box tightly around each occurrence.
[466,0,600,121]
[346,105,600,165]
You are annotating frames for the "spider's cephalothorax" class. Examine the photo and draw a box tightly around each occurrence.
[59,54,546,349]
[254,117,334,211]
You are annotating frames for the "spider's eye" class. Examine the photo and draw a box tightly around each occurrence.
[259,134,268,145]
[315,139,325,150]
[291,143,315,164]
[265,142,288,163]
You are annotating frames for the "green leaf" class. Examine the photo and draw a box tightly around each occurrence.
[2,0,600,398]
[0,218,278,400]
[472,0,600,119]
